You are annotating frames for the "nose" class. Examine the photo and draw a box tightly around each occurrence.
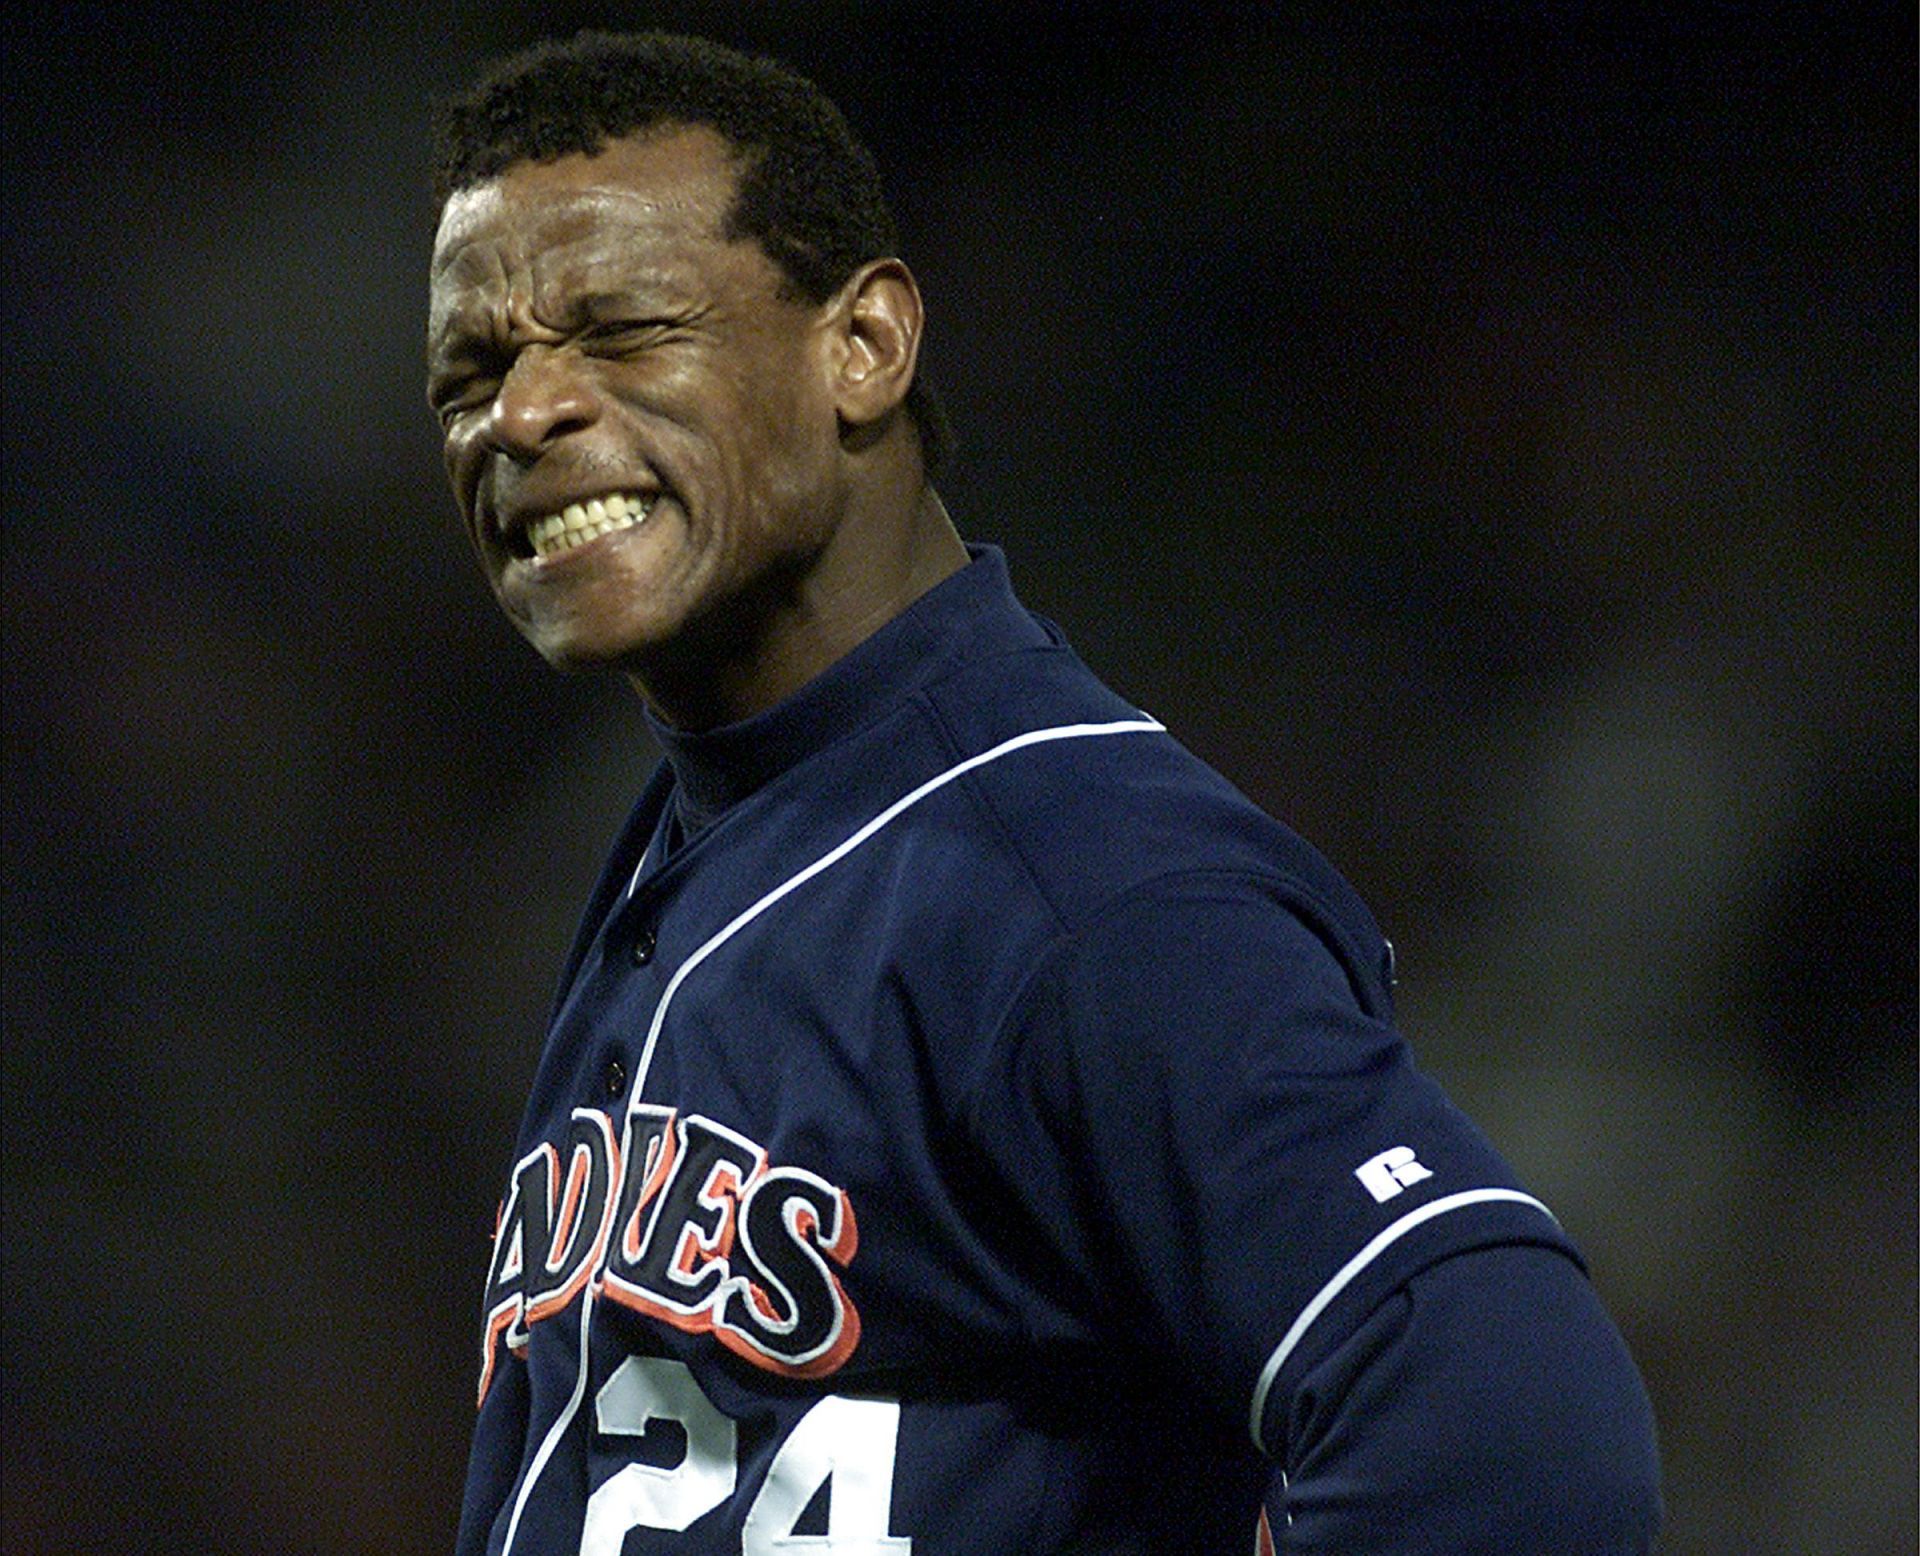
[485,345,598,461]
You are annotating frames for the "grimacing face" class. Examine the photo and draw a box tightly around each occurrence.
[426,126,850,680]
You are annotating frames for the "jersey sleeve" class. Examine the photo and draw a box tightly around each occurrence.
[1269,1244,1662,1551]
[968,869,1586,1457]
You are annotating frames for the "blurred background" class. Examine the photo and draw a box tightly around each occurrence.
[3,2,1912,1551]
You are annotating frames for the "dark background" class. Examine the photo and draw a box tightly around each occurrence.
[3,3,1913,1551]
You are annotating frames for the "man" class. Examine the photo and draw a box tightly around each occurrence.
[427,31,1660,1554]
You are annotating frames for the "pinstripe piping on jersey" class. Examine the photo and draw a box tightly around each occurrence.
[1246,1188,1559,1455]
[626,716,1166,1104]
[501,714,1165,1556]
[503,1283,598,1556]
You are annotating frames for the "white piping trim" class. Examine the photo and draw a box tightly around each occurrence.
[623,826,661,904]
[628,717,1165,1100]
[507,715,1165,1551]
[1247,1188,1558,1454]
[503,1285,596,1555]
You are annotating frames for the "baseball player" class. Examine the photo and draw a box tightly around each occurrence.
[426,31,1661,1554]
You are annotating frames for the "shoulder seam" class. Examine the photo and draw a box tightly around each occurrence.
[963,862,1380,1157]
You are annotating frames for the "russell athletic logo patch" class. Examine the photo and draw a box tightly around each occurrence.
[478,1102,859,1405]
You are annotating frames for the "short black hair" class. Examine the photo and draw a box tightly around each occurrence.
[432,30,951,475]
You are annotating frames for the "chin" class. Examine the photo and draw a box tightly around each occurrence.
[514,617,643,675]
[527,641,601,675]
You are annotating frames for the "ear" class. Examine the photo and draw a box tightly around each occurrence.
[827,258,924,434]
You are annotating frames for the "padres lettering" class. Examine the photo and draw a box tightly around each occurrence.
[478,1102,859,1405]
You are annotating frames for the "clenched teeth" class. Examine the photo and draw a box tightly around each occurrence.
[526,493,654,560]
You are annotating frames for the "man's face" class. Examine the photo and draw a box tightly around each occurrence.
[426,127,844,676]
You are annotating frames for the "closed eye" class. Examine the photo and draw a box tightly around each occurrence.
[581,319,678,353]
[431,379,497,427]
[428,343,510,424]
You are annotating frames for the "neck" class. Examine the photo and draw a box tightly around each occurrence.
[627,486,968,733]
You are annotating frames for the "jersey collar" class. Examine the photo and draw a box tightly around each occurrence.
[645,545,1057,834]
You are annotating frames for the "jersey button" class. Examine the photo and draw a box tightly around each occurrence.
[603,1057,626,1097]
[630,923,657,966]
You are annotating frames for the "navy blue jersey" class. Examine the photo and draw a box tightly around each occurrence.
[457,549,1646,1554]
